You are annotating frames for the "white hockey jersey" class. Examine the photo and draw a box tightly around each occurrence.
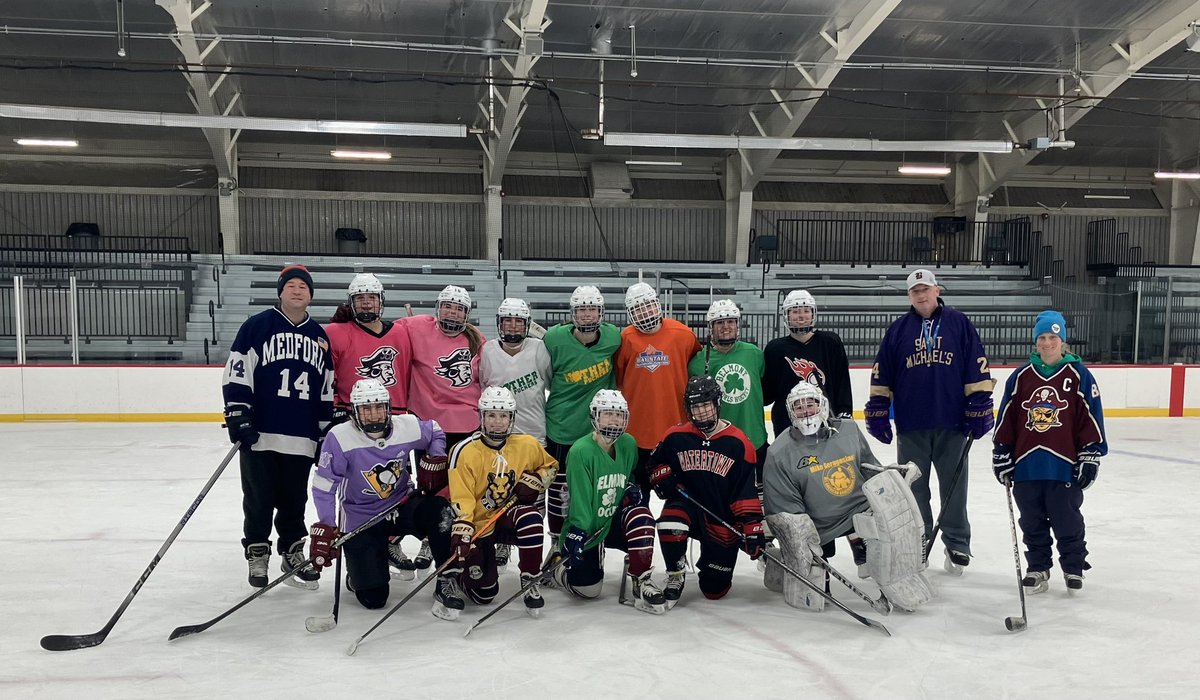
[478,338,552,443]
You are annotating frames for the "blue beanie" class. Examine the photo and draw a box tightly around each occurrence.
[1033,310,1067,342]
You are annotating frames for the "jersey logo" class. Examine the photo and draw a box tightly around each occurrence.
[481,468,518,511]
[677,448,734,477]
[361,458,406,499]
[356,346,398,386]
[821,464,856,497]
[787,357,826,387]
[1021,386,1069,433]
[798,455,819,469]
[435,347,474,387]
[714,363,751,404]
[635,344,671,373]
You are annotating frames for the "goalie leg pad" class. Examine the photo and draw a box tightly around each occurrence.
[853,469,934,611]
[765,513,825,612]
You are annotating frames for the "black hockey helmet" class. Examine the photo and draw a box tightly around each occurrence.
[683,375,723,431]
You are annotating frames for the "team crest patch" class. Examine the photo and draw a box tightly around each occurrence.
[798,455,819,470]
[715,363,751,404]
[635,344,671,373]
[1021,386,1069,433]
[362,458,406,499]
[356,346,398,385]
[822,465,856,497]
[787,357,826,387]
[434,347,474,387]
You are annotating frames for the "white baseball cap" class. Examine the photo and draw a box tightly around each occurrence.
[906,268,938,290]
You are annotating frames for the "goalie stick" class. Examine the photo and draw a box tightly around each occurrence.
[40,442,241,652]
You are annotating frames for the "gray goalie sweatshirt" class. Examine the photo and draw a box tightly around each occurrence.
[762,419,878,543]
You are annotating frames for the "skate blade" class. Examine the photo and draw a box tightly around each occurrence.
[664,598,680,611]
[390,569,417,582]
[305,615,337,633]
[525,606,543,619]
[283,577,320,591]
[432,602,461,621]
[633,600,667,615]
[943,557,964,577]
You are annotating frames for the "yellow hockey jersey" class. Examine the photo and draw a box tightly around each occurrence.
[447,432,558,533]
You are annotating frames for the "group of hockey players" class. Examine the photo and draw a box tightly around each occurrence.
[220,263,1107,627]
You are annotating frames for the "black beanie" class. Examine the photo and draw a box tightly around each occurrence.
[278,265,314,297]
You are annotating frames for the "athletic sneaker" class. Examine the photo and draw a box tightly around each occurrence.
[1022,569,1050,594]
[245,542,270,588]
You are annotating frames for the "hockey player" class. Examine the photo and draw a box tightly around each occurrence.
[616,282,702,504]
[554,390,666,614]
[647,376,764,606]
[407,285,485,568]
[762,383,933,612]
[308,379,456,611]
[543,285,622,544]
[325,273,418,579]
[865,269,994,574]
[222,264,333,589]
[445,387,558,618]
[993,310,1107,594]
[689,299,768,488]
[763,290,853,438]
[479,297,552,444]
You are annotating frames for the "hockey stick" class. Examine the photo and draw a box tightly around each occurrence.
[305,512,345,634]
[1003,484,1028,632]
[675,487,890,637]
[346,498,516,655]
[40,442,241,652]
[169,497,407,641]
[464,527,606,637]
[811,555,892,616]
[921,436,974,561]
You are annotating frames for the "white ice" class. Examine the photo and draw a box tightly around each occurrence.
[4,420,1198,699]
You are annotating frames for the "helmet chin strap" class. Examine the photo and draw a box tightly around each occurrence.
[356,311,379,323]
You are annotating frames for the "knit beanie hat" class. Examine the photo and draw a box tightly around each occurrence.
[278,265,314,297]
[1032,310,1067,342]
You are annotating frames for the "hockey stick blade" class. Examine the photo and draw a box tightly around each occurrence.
[305,614,337,633]
[1005,616,1027,632]
[40,632,108,652]
[346,639,361,656]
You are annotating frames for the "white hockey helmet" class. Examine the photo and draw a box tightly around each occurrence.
[625,282,662,333]
[781,289,817,334]
[786,381,829,436]
[496,297,532,345]
[347,273,385,323]
[589,389,629,441]
[478,386,517,442]
[706,299,741,346]
[350,378,391,435]
[436,285,473,335]
[569,285,605,333]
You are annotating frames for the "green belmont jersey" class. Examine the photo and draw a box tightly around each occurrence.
[689,342,768,447]
[543,322,622,444]
[561,432,638,548]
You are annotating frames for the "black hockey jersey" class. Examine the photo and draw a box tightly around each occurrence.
[649,421,762,532]
[763,331,853,436]
[223,307,334,457]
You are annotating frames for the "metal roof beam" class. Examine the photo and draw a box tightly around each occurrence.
[740,0,904,190]
[485,0,550,187]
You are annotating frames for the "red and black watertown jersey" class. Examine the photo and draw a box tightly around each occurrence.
[649,421,762,539]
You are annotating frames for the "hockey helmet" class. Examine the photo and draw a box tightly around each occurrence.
[478,386,517,442]
[684,375,723,432]
[350,378,391,435]
[436,285,473,335]
[347,273,385,323]
[625,282,662,333]
[569,285,605,334]
[706,299,741,346]
[781,290,817,335]
[589,389,629,441]
[496,297,532,346]
[786,382,829,436]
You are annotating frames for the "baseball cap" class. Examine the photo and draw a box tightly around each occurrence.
[906,268,938,290]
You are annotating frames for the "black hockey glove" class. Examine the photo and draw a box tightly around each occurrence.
[562,526,587,566]
[1074,450,1100,490]
[992,446,1014,486]
[648,463,679,499]
[619,482,643,510]
[224,405,259,447]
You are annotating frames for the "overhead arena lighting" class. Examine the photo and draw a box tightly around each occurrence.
[0,103,468,138]
[898,165,952,176]
[604,132,1015,154]
[625,160,683,166]
[1083,193,1131,200]
[330,149,392,160]
[1154,171,1200,180]
[13,138,79,147]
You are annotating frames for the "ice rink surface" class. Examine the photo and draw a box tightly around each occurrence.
[4,419,1198,699]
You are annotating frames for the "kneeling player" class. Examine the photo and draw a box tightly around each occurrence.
[308,379,455,610]
[445,387,558,619]
[553,390,666,614]
[648,376,765,606]
[762,383,933,612]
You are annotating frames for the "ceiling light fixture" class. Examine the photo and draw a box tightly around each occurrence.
[625,160,682,166]
[1083,193,1131,200]
[1154,171,1200,179]
[898,165,952,176]
[0,103,467,138]
[13,138,79,147]
[604,132,1014,154]
[330,149,392,160]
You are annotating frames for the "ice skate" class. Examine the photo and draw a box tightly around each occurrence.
[1065,573,1084,596]
[944,548,969,576]
[663,569,686,609]
[432,572,466,621]
[281,540,320,590]
[245,543,270,589]
[630,569,667,615]
[1022,570,1050,595]
[387,538,416,581]
[414,539,433,570]
[521,573,545,618]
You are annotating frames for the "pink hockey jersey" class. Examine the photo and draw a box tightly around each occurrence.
[406,315,483,433]
[325,319,413,411]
